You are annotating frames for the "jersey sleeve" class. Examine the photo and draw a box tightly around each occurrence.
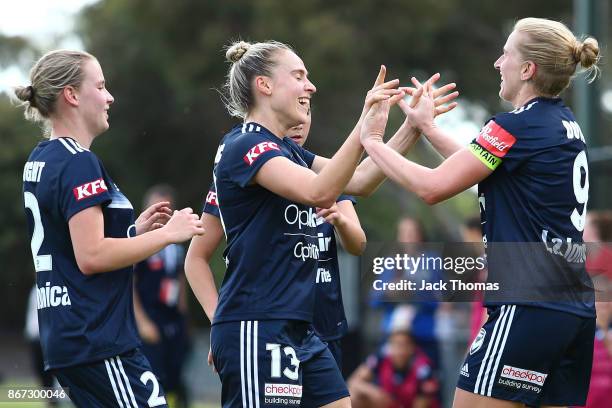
[284,137,316,168]
[224,133,286,187]
[59,151,112,221]
[202,181,220,218]
[469,113,531,173]
[338,194,357,205]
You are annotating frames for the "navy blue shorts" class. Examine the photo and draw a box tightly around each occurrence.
[457,305,595,406]
[211,320,349,407]
[53,348,167,408]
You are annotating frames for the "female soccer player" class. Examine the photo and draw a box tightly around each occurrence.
[359,18,600,408]
[17,50,204,407]
[188,110,365,375]
[186,40,458,407]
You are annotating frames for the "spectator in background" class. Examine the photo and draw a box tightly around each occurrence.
[134,184,190,408]
[584,211,612,279]
[348,329,440,408]
[370,216,441,369]
[583,296,612,408]
[582,211,612,408]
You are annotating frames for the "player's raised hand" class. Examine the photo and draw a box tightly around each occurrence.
[362,65,403,115]
[360,94,396,146]
[398,79,437,131]
[135,201,172,235]
[163,207,205,243]
[398,73,459,118]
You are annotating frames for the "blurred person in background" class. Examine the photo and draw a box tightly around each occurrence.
[348,329,440,408]
[134,184,191,408]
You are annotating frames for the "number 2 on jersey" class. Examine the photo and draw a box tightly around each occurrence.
[23,192,52,272]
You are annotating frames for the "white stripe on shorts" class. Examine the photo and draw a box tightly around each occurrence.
[109,357,134,408]
[246,321,254,408]
[240,321,247,408]
[253,321,260,408]
[116,357,138,408]
[474,305,508,394]
[104,359,124,408]
[486,305,516,396]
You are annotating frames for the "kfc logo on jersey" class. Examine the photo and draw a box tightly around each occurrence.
[206,190,218,207]
[243,142,280,165]
[73,178,108,201]
[476,121,516,157]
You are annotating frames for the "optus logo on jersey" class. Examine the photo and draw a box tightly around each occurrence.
[294,242,319,261]
[73,178,108,201]
[477,121,516,157]
[243,141,280,165]
[284,205,317,229]
[37,282,71,310]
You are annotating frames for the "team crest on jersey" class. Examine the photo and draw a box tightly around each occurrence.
[206,190,218,206]
[243,142,280,165]
[470,328,486,355]
[476,121,516,157]
[73,178,108,201]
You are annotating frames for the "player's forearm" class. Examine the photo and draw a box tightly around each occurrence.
[184,256,218,322]
[76,229,172,275]
[310,129,364,208]
[346,123,420,196]
[335,218,366,256]
[421,122,463,158]
[362,140,440,204]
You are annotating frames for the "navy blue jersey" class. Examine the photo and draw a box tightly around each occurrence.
[469,97,594,317]
[134,244,185,325]
[312,195,353,341]
[212,123,319,324]
[206,184,352,340]
[22,137,140,370]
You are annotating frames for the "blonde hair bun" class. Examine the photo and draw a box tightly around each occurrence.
[226,41,251,63]
[575,37,600,69]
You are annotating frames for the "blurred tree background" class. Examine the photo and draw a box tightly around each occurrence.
[1,0,610,329]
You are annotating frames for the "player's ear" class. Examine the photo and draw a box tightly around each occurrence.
[254,76,273,96]
[62,85,80,107]
[521,61,537,81]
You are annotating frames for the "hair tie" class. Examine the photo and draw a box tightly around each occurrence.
[26,85,35,101]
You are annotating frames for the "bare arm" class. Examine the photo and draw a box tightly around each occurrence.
[184,213,224,323]
[361,143,491,204]
[254,72,403,208]
[311,122,421,197]
[311,76,459,196]
[69,206,204,275]
[317,200,366,256]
